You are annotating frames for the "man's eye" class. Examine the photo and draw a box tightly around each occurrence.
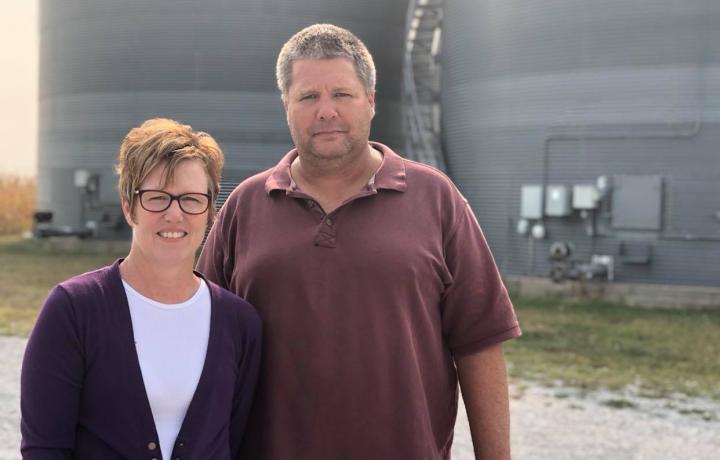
[335,92,350,97]
[300,94,317,101]
[148,195,169,202]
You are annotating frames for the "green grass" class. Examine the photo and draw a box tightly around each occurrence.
[505,297,720,399]
[0,236,126,336]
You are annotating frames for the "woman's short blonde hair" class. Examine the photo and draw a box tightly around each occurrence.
[116,118,224,223]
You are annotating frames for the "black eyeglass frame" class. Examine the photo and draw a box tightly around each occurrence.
[134,189,212,215]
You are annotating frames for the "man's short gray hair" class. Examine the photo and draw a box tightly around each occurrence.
[276,24,376,100]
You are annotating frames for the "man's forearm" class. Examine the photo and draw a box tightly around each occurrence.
[455,343,512,460]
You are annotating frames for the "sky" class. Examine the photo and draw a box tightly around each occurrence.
[0,1,38,177]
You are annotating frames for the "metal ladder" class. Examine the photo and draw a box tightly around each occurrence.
[402,0,446,170]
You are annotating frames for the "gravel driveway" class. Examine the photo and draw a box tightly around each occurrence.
[3,336,719,459]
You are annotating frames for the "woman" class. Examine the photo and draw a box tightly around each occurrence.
[20,118,261,459]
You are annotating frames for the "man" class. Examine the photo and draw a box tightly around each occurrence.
[198,23,521,459]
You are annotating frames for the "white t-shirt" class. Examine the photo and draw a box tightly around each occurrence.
[123,279,211,460]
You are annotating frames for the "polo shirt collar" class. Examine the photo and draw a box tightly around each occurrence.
[264,141,407,194]
[264,150,296,194]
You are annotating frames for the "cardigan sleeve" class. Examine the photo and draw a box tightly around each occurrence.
[21,285,84,459]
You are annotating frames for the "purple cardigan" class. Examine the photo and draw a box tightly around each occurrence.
[20,260,262,460]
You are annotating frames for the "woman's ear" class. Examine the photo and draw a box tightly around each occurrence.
[121,198,136,227]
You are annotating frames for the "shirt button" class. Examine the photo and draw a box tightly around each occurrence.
[179,442,185,447]
[147,441,157,450]
[326,218,333,226]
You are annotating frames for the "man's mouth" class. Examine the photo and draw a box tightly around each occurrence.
[313,129,345,136]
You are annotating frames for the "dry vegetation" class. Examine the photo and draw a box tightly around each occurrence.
[0,175,36,235]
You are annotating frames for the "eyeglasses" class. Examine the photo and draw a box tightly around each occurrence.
[134,189,211,215]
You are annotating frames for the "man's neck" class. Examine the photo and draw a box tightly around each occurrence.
[291,144,382,213]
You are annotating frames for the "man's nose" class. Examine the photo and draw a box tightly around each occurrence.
[316,96,339,120]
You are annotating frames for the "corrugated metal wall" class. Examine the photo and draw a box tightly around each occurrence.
[442,0,720,287]
[38,0,408,238]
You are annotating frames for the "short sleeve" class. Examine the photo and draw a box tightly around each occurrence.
[440,200,521,357]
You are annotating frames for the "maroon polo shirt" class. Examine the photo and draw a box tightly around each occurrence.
[197,142,520,459]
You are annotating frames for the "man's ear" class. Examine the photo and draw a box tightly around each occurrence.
[368,91,376,118]
[283,97,290,125]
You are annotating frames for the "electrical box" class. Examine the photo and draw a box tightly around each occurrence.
[572,185,600,210]
[545,185,572,217]
[74,170,90,188]
[611,175,663,230]
[520,185,543,219]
